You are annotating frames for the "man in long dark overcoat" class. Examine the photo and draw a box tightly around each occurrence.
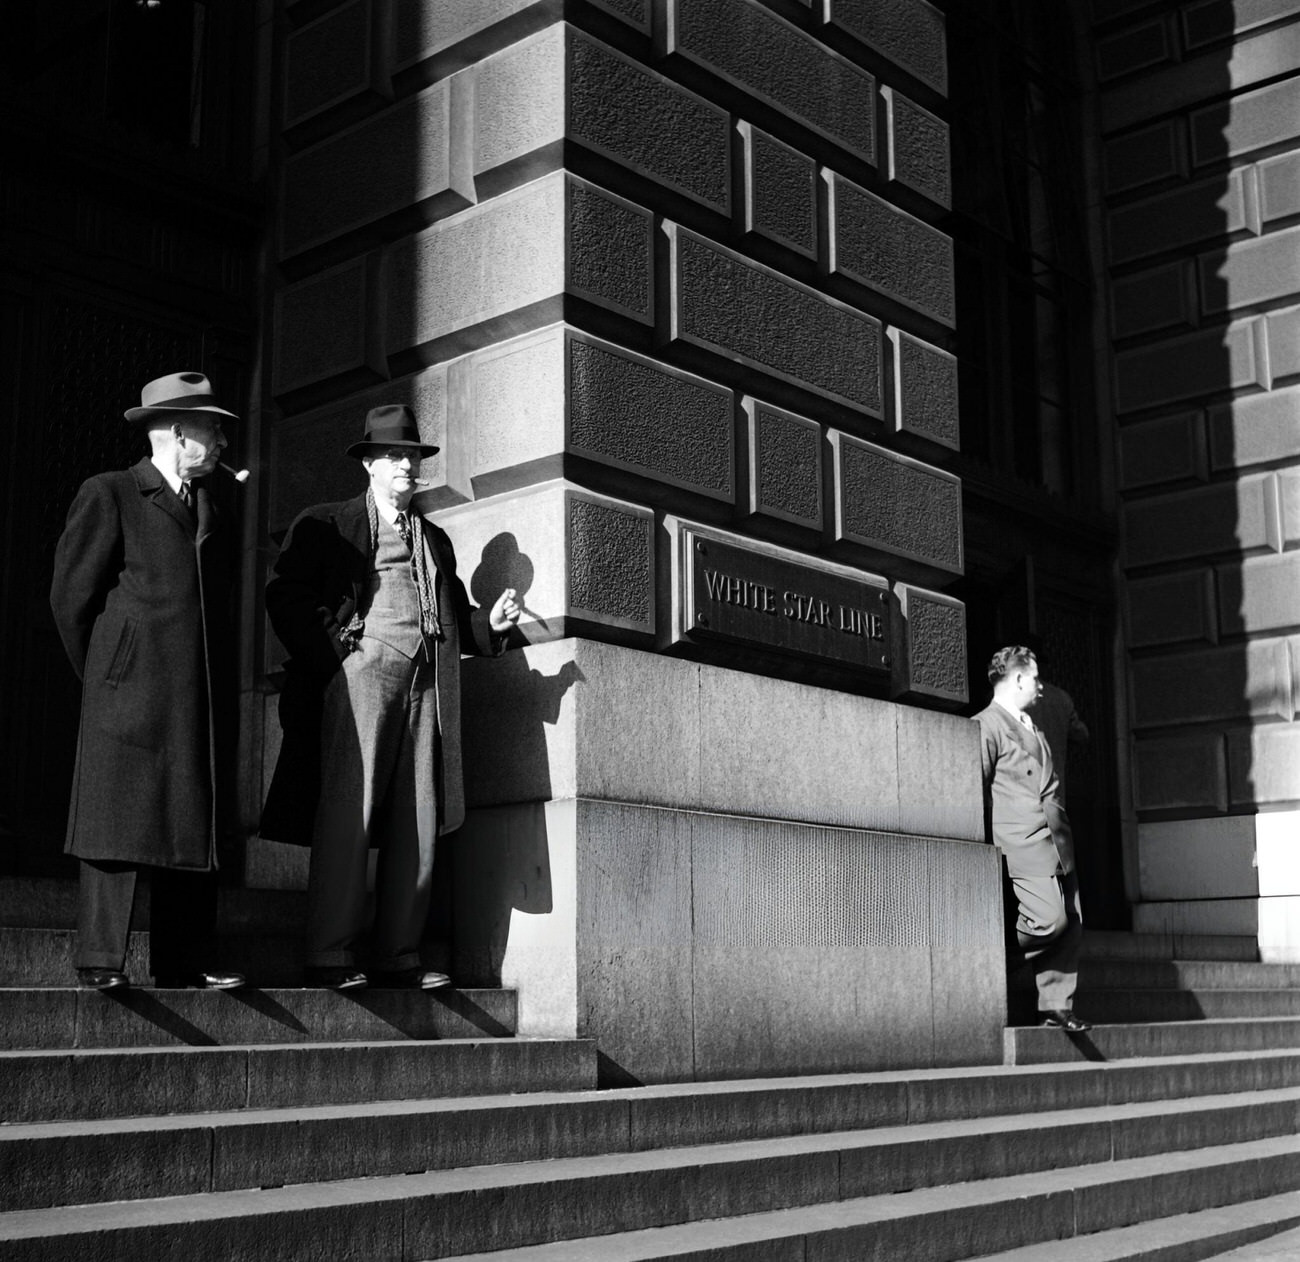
[261,404,520,990]
[50,371,246,991]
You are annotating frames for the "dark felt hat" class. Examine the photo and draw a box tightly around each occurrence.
[125,371,239,424]
[346,404,440,459]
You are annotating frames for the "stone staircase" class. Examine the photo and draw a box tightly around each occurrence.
[2,884,1300,1260]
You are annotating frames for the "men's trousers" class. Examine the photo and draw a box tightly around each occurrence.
[308,637,438,972]
[1009,867,1083,1013]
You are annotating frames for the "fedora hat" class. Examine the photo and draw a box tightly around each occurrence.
[125,371,239,424]
[346,404,440,459]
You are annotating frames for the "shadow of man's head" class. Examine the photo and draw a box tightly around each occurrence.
[471,533,534,608]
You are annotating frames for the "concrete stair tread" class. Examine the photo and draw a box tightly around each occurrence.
[1006,1015,1300,1064]
[1080,932,1261,963]
[1198,1222,1300,1260]
[1081,962,1300,989]
[3,1133,1296,1250]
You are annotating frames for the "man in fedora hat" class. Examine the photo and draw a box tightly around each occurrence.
[261,404,521,990]
[50,371,247,991]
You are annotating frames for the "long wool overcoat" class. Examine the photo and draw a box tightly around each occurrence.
[259,492,498,847]
[50,457,237,869]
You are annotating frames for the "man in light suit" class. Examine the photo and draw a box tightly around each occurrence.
[973,645,1089,1031]
[261,405,520,990]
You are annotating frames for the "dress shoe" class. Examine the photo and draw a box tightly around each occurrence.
[76,967,130,991]
[305,966,368,990]
[1040,1009,1092,1032]
[153,970,246,990]
[373,968,453,991]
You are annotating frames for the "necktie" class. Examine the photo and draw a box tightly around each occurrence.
[178,482,192,509]
[394,511,411,548]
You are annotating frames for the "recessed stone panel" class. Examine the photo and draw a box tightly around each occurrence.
[667,223,883,414]
[1134,735,1228,812]
[1201,226,1300,317]
[832,432,963,574]
[567,330,734,501]
[1108,169,1252,267]
[827,174,955,326]
[1218,554,1300,636]
[1123,475,1276,567]
[1118,412,1206,490]
[1208,387,1300,470]
[282,80,470,257]
[1114,318,1265,415]
[566,177,654,322]
[893,584,967,704]
[274,256,381,396]
[1191,77,1300,167]
[1260,152,1300,225]
[570,30,731,214]
[821,0,948,95]
[890,329,958,451]
[1096,17,1173,81]
[1229,722,1300,806]
[1103,121,1184,195]
[882,88,951,209]
[474,25,564,175]
[1126,570,1216,647]
[666,0,876,163]
[284,0,378,128]
[1130,638,1294,728]
[1111,262,1194,340]
[568,493,656,632]
[739,122,818,258]
[744,398,822,528]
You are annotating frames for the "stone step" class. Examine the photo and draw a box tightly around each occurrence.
[1197,1222,1300,1260]
[5,1072,1299,1212]
[1006,1017,1300,1065]
[1082,989,1300,1023]
[1080,931,1260,963]
[2,1133,1297,1260]
[1081,960,1300,991]
[0,985,518,1050]
[0,1037,597,1123]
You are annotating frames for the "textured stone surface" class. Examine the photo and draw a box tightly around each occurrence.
[588,0,652,30]
[1201,225,1300,315]
[1126,570,1216,648]
[740,122,818,258]
[571,30,730,213]
[1137,816,1259,900]
[474,25,564,175]
[896,708,983,842]
[568,331,733,500]
[282,81,466,256]
[1130,639,1294,728]
[1209,386,1300,470]
[1108,169,1252,266]
[668,224,882,413]
[391,0,538,68]
[274,257,377,395]
[284,0,375,127]
[1114,318,1266,415]
[832,433,963,574]
[1123,475,1276,566]
[883,88,951,208]
[1104,121,1184,195]
[1260,152,1300,224]
[1133,736,1229,812]
[894,584,967,703]
[1096,17,1173,81]
[566,177,654,321]
[569,495,655,626]
[1182,0,1300,48]
[1118,412,1206,490]
[828,174,955,326]
[1219,555,1300,635]
[467,326,565,476]
[745,397,822,527]
[822,0,948,95]
[667,0,876,162]
[1191,77,1300,167]
[1270,305,1300,379]
[1229,722,1300,805]
[1111,261,1194,339]
[890,329,959,450]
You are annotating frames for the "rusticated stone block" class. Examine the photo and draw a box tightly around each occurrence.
[831,432,963,574]
[588,0,652,31]
[1131,638,1293,728]
[1191,77,1300,167]
[1202,226,1300,316]
[1108,169,1253,266]
[1114,318,1266,415]
[1209,386,1300,470]
[1112,262,1194,339]
[1229,722,1300,806]
[281,79,471,257]
[666,0,876,163]
[474,25,563,175]
[739,122,817,258]
[667,223,883,414]
[883,88,950,209]
[284,0,380,128]
[568,330,734,501]
[270,365,449,532]
[890,329,958,451]
[1134,735,1228,812]
[893,584,967,704]
[1126,570,1216,648]
[571,30,730,214]
[1104,121,1184,195]
[1123,475,1277,567]
[822,0,947,95]
[466,326,565,477]
[1218,554,1300,636]
[1270,305,1300,379]
[1096,17,1172,81]
[1117,411,1206,490]
[274,255,382,396]
[569,494,655,628]
[1260,153,1300,224]
[566,177,654,322]
[827,174,955,326]
[391,0,539,69]
[1183,0,1300,49]
[1283,470,1300,545]
[744,397,822,527]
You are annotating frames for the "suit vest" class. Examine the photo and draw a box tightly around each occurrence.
[362,516,425,659]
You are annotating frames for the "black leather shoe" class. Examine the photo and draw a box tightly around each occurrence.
[373,968,452,991]
[153,971,246,990]
[1041,1009,1092,1032]
[76,967,129,991]
[305,966,368,990]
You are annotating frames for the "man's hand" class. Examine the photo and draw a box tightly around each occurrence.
[489,587,522,633]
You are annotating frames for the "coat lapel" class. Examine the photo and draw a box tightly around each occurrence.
[131,458,194,536]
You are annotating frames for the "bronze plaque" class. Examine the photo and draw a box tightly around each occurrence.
[684,533,889,671]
